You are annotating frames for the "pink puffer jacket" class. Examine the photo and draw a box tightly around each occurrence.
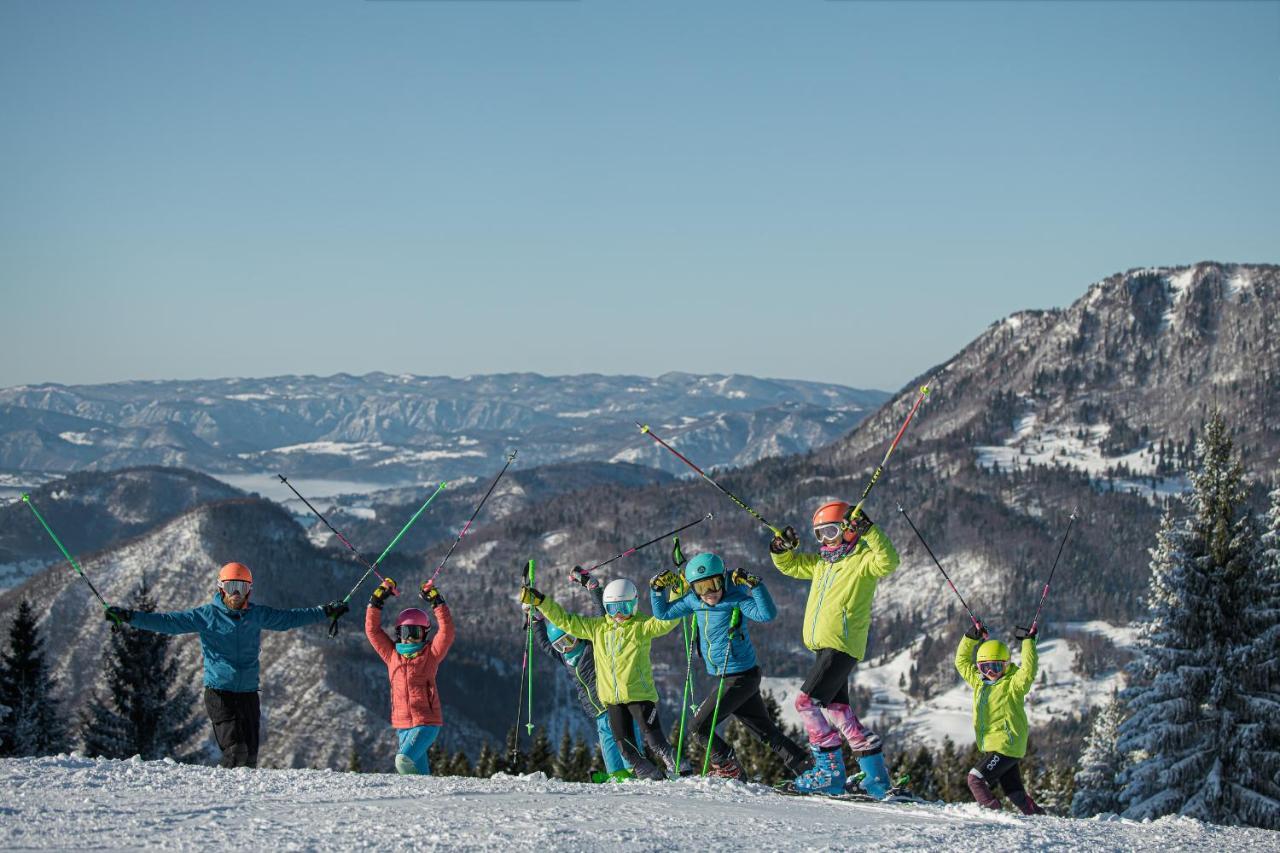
[365,604,455,728]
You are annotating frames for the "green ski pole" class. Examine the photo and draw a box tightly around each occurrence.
[670,536,695,769]
[701,608,741,777]
[524,559,536,736]
[331,481,447,636]
[20,494,122,629]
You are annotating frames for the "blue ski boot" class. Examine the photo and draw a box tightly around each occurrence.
[785,745,845,795]
[856,753,892,799]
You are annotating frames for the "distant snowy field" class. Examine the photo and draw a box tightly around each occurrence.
[3,757,1277,851]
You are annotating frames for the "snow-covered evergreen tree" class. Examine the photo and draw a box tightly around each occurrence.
[1117,414,1280,829]
[0,600,68,756]
[1072,694,1127,816]
[79,578,203,761]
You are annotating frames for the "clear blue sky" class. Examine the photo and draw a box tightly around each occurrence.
[2,1,1276,392]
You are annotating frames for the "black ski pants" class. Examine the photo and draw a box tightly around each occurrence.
[690,667,810,775]
[204,687,260,768]
[606,701,669,778]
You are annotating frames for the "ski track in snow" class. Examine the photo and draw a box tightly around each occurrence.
[2,757,1276,852]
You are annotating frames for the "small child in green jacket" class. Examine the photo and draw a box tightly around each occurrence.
[954,621,1045,815]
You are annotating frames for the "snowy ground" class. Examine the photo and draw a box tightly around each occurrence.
[2,757,1275,851]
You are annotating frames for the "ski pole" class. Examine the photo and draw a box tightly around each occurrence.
[427,451,517,584]
[635,423,780,536]
[524,558,536,736]
[674,614,695,771]
[1025,508,1078,635]
[896,504,982,634]
[330,481,448,636]
[584,513,713,574]
[277,474,400,592]
[848,377,935,520]
[20,494,123,629]
[701,608,741,777]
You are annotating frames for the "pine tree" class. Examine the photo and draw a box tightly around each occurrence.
[428,742,449,775]
[527,728,554,776]
[1117,413,1280,828]
[475,741,499,778]
[448,749,473,777]
[80,579,202,761]
[553,728,574,781]
[502,725,526,775]
[1072,694,1126,816]
[0,600,68,757]
[570,734,594,782]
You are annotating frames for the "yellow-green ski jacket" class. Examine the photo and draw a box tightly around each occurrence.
[955,635,1038,758]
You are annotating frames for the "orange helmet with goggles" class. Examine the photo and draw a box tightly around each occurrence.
[218,562,253,584]
[812,501,856,544]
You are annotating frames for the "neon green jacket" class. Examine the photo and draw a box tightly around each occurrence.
[537,596,678,705]
[955,635,1038,758]
[770,525,900,660]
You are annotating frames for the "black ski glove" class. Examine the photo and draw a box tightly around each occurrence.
[323,601,349,619]
[519,585,545,607]
[104,606,134,624]
[964,620,989,641]
[847,510,874,537]
[570,566,600,591]
[420,581,445,608]
[769,526,800,555]
[1015,626,1038,641]
[370,578,397,609]
[731,568,760,588]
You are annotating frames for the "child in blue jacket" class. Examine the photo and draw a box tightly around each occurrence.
[105,561,345,767]
[650,552,810,779]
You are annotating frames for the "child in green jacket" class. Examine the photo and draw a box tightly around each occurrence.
[521,576,683,780]
[954,621,1045,815]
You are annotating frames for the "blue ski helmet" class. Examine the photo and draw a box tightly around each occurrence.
[546,623,569,644]
[683,552,725,585]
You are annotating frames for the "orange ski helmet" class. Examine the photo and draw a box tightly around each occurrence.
[218,562,254,584]
[812,501,856,544]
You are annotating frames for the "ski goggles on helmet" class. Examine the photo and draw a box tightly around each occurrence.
[813,522,845,542]
[551,633,579,654]
[691,575,724,596]
[399,624,427,642]
[219,579,252,596]
[977,660,1007,680]
[604,599,637,617]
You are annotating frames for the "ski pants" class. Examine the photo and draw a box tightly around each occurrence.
[606,701,669,771]
[396,725,442,775]
[690,666,810,775]
[204,687,260,768]
[795,649,881,756]
[595,711,642,774]
[970,752,1026,796]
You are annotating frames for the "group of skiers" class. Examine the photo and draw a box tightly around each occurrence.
[101,497,1043,814]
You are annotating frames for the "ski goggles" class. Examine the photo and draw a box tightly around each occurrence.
[977,660,1007,680]
[813,523,846,542]
[691,575,724,596]
[604,599,637,617]
[551,633,579,654]
[400,624,427,642]
[219,580,252,596]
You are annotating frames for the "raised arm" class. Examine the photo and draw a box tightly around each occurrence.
[739,581,777,623]
[1009,637,1039,696]
[650,588,694,621]
[129,606,210,636]
[537,596,606,643]
[640,613,680,639]
[365,606,395,664]
[954,634,983,689]
[429,603,455,660]
[770,548,819,580]
[256,604,326,632]
[855,525,900,579]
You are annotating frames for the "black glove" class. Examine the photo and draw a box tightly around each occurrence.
[570,566,600,591]
[370,578,397,609]
[769,526,799,555]
[730,568,760,588]
[650,570,680,591]
[323,601,349,619]
[1015,626,1038,641]
[420,581,446,607]
[519,585,545,607]
[847,510,874,537]
[104,606,133,624]
[964,620,989,641]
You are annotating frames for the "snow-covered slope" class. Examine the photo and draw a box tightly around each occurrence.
[4,756,1276,851]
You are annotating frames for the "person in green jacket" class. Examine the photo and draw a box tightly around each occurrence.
[954,620,1045,815]
[520,576,684,781]
[769,501,900,797]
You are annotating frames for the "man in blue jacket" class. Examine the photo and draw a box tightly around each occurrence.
[104,561,346,768]
[651,552,810,779]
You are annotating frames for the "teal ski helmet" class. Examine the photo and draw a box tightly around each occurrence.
[546,622,580,655]
[683,552,725,585]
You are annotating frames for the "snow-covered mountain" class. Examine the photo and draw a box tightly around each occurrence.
[5,757,1278,850]
[0,372,886,487]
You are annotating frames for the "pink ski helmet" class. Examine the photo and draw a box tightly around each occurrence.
[395,607,432,642]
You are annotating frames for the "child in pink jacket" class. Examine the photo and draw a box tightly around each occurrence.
[365,578,455,775]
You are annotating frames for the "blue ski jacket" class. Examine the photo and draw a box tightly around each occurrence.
[129,594,326,692]
[650,582,776,676]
